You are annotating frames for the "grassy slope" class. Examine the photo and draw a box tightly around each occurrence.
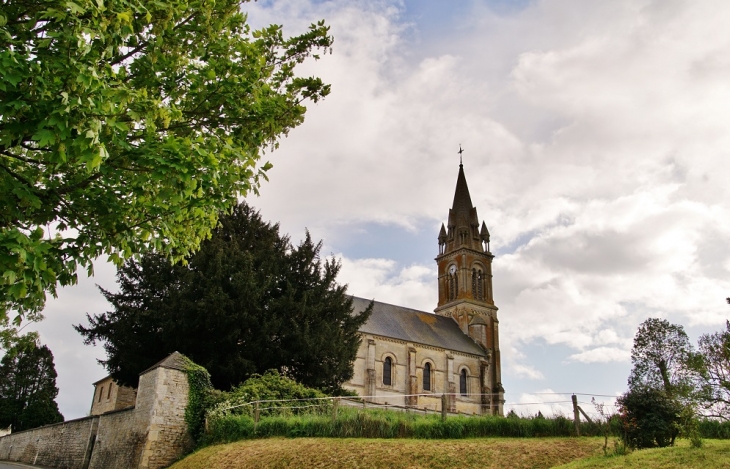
[170,437,604,469]
[554,439,730,469]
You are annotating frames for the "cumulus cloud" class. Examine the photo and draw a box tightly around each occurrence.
[511,364,546,380]
[567,347,631,364]
[337,256,434,312]
[28,0,730,418]
[506,389,575,418]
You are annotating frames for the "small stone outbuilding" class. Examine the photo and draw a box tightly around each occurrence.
[89,375,137,416]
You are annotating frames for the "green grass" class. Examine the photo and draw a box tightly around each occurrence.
[202,407,593,445]
[554,439,730,468]
[171,437,606,469]
[172,437,730,469]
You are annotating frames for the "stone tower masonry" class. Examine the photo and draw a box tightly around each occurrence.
[434,162,504,415]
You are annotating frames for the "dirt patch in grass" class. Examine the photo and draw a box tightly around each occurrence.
[171,437,604,469]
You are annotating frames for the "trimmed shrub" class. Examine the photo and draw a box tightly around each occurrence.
[617,387,682,448]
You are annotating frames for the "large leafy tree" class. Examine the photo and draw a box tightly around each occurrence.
[0,334,64,431]
[0,0,332,329]
[76,203,372,393]
[628,318,694,398]
[690,321,730,419]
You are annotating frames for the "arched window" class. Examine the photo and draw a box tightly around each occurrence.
[460,369,467,396]
[383,357,392,386]
[471,269,477,298]
[98,386,103,402]
[477,270,484,300]
[423,363,432,391]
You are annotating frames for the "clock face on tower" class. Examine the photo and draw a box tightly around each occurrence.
[449,265,457,275]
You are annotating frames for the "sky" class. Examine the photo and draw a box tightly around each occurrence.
[29,0,730,420]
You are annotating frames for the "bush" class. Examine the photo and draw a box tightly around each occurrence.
[617,387,682,448]
[207,369,329,421]
[698,419,730,439]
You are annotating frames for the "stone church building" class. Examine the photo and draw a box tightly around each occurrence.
[344,163,504,415]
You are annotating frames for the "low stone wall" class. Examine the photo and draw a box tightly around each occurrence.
[0,416,98,468]
[89,407,145,469]
[0,352,191,469]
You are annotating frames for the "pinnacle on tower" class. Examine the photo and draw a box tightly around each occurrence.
[480,221,490,252]
[438,223,447,242]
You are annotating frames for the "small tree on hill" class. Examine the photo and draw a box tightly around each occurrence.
[617,386,681,449]
[689,320,730,419]
[0,335,64,431]
[628,318,694,398]
[76,202,372,394]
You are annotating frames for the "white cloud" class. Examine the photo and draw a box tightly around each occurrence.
[567,347,631,364]
[28,0,730,418]
[337,255,434,312]
[29,259,118,419]
[511,364,546,380]
[506,389,574,418]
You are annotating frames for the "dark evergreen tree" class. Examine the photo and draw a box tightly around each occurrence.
[76,203,372,393]
[0,335,64,431]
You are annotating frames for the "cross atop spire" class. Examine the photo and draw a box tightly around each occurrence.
[458,144,464,166]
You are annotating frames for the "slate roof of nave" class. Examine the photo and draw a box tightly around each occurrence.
[351,297,488,357]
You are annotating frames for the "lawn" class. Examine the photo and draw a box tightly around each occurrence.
[170,437,605,469]
[171,437,730,469]
[554,439,730,469]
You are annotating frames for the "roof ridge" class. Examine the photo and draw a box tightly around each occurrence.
[140,351,187,375]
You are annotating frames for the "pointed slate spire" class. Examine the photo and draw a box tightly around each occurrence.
[451,163,474,220]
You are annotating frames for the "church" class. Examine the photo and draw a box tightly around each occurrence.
[344,162,505,416]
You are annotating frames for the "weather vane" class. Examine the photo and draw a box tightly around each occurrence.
[458,144,464,165]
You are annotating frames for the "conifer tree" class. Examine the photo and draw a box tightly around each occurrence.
[76,203,372,393]
[0,335,64,431]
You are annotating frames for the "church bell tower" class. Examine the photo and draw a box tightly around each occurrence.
[435,160,504,415]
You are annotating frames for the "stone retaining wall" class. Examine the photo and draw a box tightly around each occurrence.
[0,416,97,468]
[89,407,145,469]
[0,352,190,469]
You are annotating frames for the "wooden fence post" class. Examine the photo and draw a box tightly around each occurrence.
[571,394,580,436]
[254,401,260,425]
[441,394,448,421]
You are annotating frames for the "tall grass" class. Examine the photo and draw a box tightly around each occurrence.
[202,407,599,446]
[698,419,730,439]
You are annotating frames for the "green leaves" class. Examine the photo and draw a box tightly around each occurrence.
[76,203,370,395]
[0,0,333,324]
[628,318,694,398]
[0,336,65,431]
